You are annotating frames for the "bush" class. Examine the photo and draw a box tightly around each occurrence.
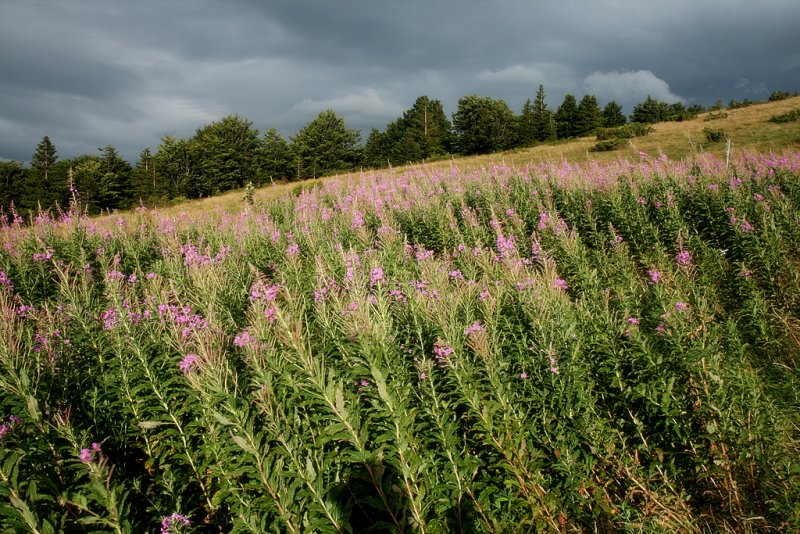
[595,123,653,141]
[703,111,729,121]
[769,109,800,123]
[704,128,727,143]
[768,90,796,102]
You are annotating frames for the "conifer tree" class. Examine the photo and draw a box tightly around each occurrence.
[602,101,627,127]
[25,136,65,212]
[554,94,579,139]
[452,95,516,155]
[291,110,360,179]
[193,115,260,193]
[256,128,294,182]
[516,99,537,147]
[532,85,556,142]
[575,94,602,137]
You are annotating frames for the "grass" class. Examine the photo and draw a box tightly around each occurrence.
[149,96,800,220]
[1,98,800,532]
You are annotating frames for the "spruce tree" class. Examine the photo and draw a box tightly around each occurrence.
[554,94,579,139]
[25,136,65,213]
[602,101,627,127]
[452,95,516,155]
[516,99,537,147]
[575,95,602,137]
[256,128,294,182]
[291,110,360,179]
[193,115,260,193]
[532,85,556,142]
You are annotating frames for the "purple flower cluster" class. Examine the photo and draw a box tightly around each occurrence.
[675,250,693,268]
[79,442,102,464]
[433,342,454,367]
[0,271,13,290]
[496,234,516,258]
[179,354,200,374]
[464,321,484,336]
[33,249,55,262]
[552,278,568,291]
[180,243,230,267]
[0,415,22,440]
[647,270,662,285]
[161,512,190,534]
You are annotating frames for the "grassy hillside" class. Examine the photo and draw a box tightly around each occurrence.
[155,96,800,218]
[1,142,799,531]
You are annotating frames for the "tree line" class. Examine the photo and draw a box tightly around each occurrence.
[2,87,790,219]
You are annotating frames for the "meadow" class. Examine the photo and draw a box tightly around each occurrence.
[1,149,800,532]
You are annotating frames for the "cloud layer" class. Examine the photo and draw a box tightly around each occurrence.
[1,0,797,162]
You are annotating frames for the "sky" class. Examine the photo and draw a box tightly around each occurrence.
[1,0,798,164]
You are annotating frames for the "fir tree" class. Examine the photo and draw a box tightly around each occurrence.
[256,128,294,182]
[291,110,360,179]
[532,85,556,142]
[452,95,516,155]
[516,99,537,147]
[554,94,579,139]
[193,115,260,193]
[575,95,602,137]
[602,101,627,127]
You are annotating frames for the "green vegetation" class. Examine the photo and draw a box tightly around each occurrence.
[1,151,799,531]
[769,109,800,123]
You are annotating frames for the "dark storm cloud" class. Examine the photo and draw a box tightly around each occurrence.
[1,0,797,163]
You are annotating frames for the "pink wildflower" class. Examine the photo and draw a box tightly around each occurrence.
[464,321,484,336]
[161,512,190,534]
[647,270,662,285]
[179,354,199,374]
[552,278,568,291]
[675,250,693,267]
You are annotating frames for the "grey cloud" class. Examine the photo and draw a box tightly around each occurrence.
[0,0,797,163]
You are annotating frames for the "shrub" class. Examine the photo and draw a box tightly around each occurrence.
[769,109,800,123]
[704,127,727,143]
[595,123,653,141]
[703,111,729,121]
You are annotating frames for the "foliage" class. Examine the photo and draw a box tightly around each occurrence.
[291,110,361,179]
[554,94,579,139]
[192,115,261,193]
[452,95,516,155]
[595,122,653,141]
[256,128,295,183]
[704,111,729,121]
[2,150,800,531]
[602,101,627,128]
[704,128,728,143]
[769,108,800,123]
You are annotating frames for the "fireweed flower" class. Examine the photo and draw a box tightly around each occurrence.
[161,512,190,534]
[676,250,693,267]
[627,317,640,325]
[520,372,528,380]
[433,342,454,367]
[370,267,384,286]
[233,330,252,347]
[286,243,300,257]
[79,442,101,464]
[464,321,484,336]
[647,270,662,285]
[496,234,516,257]
[675,301,690,312]
[179,354,200,374]
[552,278,568,291]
